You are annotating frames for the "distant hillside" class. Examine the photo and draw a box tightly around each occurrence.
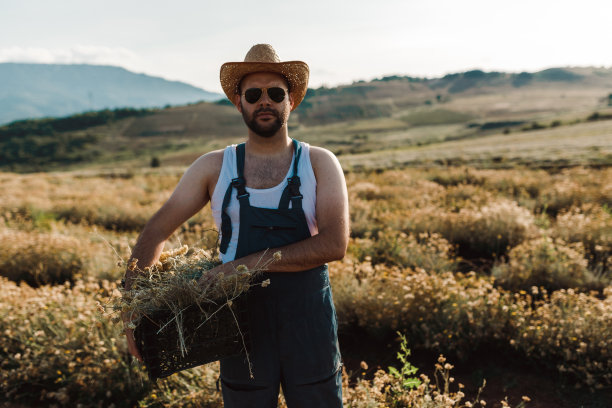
[296,67,612,126]
[1,66,611,172]
[0,63,223,125]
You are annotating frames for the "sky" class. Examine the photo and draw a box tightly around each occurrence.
[2,0,611,94]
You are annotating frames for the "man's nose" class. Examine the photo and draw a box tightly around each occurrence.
[258,91,273,105]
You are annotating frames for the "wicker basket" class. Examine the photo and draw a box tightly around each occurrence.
[134,294,251,380]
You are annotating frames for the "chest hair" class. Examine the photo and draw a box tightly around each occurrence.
[244,154,293,189]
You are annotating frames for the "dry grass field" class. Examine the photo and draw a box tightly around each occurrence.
[1,67,612,407]
[1,163,611,407]
[339,118,612,170]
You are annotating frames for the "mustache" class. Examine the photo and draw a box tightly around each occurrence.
[254,107,279,116]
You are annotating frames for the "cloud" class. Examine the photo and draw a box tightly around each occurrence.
[0,46,140,67]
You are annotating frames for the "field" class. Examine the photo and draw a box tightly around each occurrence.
[1,163,611,408]
[1,68,612,407]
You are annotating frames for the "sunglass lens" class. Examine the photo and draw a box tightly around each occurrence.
[268,87,286,103]
[244,88,262,104]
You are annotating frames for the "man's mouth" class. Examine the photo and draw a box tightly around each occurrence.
[256,108,276,117]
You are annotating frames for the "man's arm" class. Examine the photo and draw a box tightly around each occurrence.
[122,150,223,361]
[123,150,223,288]
[205,146,349,277]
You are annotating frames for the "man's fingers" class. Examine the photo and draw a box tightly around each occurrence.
[125,328,144,362]
[198,271,220,288]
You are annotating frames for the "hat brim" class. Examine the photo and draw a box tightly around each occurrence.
[220,61,309,111]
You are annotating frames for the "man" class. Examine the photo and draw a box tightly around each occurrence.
[123,44,349,407]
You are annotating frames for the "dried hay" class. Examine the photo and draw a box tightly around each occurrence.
[108,245,278,366]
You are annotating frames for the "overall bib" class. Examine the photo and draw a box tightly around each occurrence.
[218,140,343,408]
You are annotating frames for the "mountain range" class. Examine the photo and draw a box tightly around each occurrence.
[0,63,222,125]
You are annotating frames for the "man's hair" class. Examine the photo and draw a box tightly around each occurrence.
[236,73,291,95]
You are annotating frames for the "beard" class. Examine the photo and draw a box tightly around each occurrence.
[241,106,286,138]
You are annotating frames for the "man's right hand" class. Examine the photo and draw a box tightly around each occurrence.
[122,311,143,362]
[125,328,143,362]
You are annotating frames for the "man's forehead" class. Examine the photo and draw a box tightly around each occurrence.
[241,72,288,88]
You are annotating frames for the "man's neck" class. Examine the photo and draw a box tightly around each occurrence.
[245,130,292,157]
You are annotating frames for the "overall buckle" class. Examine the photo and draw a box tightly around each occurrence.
[232,177,249,199]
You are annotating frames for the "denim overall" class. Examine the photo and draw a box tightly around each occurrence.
[218,140,343,408]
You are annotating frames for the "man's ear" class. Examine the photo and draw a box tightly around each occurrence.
[234,94,242,112]
[289,92,295,110]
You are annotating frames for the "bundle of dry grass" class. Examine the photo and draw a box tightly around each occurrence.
[108,245,278,362]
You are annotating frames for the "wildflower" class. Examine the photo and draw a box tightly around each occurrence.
[360,361,368,370]
[273,251,282,261]
[236,265,248,274]
[261,279,271,288]
[522,396,531,401]
[128,258,138,271]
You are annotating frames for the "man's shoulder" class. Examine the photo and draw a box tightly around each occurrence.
[308,145,338,164]
[181,148,226,194]
[308,145,340,170]
[307,145,343,181]
[190,148,225,174]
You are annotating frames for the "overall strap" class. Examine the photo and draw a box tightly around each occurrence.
[278,139,304,210]
[219,143,250,254]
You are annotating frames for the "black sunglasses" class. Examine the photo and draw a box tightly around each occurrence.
[243,87,287,104]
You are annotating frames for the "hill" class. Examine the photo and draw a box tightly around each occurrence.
[0,63,223,125]
[1,66,611,172]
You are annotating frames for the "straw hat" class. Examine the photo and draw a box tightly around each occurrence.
[220,44,309,111]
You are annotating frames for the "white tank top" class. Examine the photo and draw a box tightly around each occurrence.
[211,141,318,263]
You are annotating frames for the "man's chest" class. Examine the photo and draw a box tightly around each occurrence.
[243,155,293,189]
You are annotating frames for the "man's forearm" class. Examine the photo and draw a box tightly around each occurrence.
[123,223,168,290]
[220,230,347,275]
